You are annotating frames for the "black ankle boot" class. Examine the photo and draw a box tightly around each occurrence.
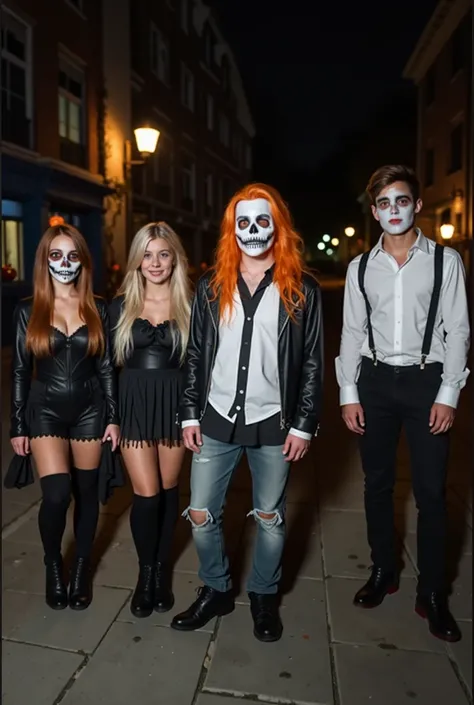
[353,567,398,608]
[131,564,155,618]
[171,586,234,631]
[415,592,461,642]
[154,562,174,613]
[45,558,68,610]
[249,592,283,642]
[69,557,92,610]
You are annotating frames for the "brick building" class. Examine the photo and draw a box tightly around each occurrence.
[403,0,472,271]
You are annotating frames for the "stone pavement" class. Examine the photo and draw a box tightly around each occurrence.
[2,288,472,705]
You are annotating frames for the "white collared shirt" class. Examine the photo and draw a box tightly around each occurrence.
[335,230,470,409]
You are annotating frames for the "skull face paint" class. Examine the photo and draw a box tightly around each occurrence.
[374,186,417,236]
[235,198,275,257]
[48,247,82,284]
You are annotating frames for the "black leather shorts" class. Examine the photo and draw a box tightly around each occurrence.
[26,377,106,441]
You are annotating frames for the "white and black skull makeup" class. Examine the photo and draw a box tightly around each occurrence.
[48,247,82,284]
[235,198,275,257]
[373,186,419,236]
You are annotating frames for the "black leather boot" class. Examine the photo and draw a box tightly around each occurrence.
[353,567,398,608]
[69,557,92,610]
[249,592,283,642]
[171,586,234,631]
[45,558,68,610]
[154,562,174,613]
[130,564,155,618]
[415,592,461,642]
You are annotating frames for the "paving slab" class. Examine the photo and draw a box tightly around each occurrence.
[116,572,217,632]
[449,553,473,621]
[2,586,129,653]
[2,539,46,593]
[334,643,469,705]
[320,509,416,578]
[205,580,333,705]
[448,620,473,698]
[60,620,211,705]
[2,640,84,705]
[318,480,366,511]
[326,576,445,653]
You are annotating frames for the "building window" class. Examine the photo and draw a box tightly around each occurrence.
[205,172,214,216]
[449,123,463,174]
[451,23,465,76]
[1,201,24,281]
[424,65,435,107]
[424,148,434,187]
[150,25,170,85]
[181,155,196,211]
[58,56,86,168]
[1,9,32,149]
[180,64,195,111]
[153,133,173,203]
[206,94,214,131]
[218,113,229,147]
[180,0,189,33]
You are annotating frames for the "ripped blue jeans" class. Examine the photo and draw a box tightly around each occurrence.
[183,434,290,594]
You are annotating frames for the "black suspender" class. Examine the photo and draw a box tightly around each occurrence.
[358,243,444,369]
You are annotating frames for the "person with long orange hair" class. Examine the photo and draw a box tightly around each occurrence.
[171,183,324,642]
[9,224,120,611]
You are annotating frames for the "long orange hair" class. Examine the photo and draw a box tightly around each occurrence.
[26,224,104,357]
[210,183,305,320]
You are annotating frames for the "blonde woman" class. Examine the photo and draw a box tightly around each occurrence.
[110,222,191,618]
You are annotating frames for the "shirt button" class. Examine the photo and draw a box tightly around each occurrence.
[247,317,251,321]
[241,366,246,370]
[236,406,241,411]
[239,390,244,394]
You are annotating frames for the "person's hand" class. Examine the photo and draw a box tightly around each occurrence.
[429,403,455,435]
[282,433,310,462]
[11,436,30,456]
[102,424,120,451]
[183,425,203,453]
[342,403,365,435]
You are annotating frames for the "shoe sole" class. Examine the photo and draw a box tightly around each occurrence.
[253,628,283,643]
[170,603,235,631]
[414,605,462,642]
[353,585,399,609]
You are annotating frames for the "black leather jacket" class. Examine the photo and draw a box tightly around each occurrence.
[179,271,324,436]
[10,297,118,437]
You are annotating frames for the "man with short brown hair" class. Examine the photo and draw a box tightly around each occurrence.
[336,164,470,642]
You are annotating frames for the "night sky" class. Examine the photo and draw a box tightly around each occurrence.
[212,0,439,197]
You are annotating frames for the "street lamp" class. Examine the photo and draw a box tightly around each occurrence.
[317,242,325,251]
[124,127,160,244]
[327,248,334,256]
[345,226,355,237]
[322,234,331,243]
[440,223,455,240]
[331,237,339,246]
[133,127,160,158]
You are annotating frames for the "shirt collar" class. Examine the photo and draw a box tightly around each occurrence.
[370,228,429,259]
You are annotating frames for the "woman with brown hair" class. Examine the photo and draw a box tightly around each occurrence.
[10,224,120,611]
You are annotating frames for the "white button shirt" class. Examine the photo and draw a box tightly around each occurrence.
[335,230,470,409]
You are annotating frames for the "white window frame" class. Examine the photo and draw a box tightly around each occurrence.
[58,55,85,145]
[150,24,170,86]
[1,8,33,126]
[180,63,195,111]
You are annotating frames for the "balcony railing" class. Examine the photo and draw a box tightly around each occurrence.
[60,138,87,169]
[1,106,31,149]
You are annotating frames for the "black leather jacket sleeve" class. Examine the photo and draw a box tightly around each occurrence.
[180,279,205,423]
[10,302,33,438]
[95,299,119,426]
[291,282,324,435]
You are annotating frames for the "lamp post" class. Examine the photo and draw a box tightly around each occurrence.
[124,127,160,246]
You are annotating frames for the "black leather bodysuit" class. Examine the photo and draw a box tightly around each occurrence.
[10,298,118,441]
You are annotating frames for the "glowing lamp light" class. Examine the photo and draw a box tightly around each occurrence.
[440,223,454,240]
[327,248,334,255]
[322,234,331,243]
[134,127,160,156]
[49,215,65,227]
[345,226,355,237]
[331,237,340,246]
[317,242,325,251]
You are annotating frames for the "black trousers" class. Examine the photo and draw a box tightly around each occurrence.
[357,358,449,594]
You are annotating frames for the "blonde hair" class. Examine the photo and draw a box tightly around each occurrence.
[113,222,191,366]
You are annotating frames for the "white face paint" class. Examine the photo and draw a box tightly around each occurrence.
[375,186,416,235]
[48,247,82,284]
[235,198,275,257]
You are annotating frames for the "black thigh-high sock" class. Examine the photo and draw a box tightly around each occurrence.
[156,485,179,564]
[130,494,160,565]
[38,474,71,563]
[71,468,99,559]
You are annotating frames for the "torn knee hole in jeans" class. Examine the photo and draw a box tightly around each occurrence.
[182,506,214,528]
[247,508,283,528]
